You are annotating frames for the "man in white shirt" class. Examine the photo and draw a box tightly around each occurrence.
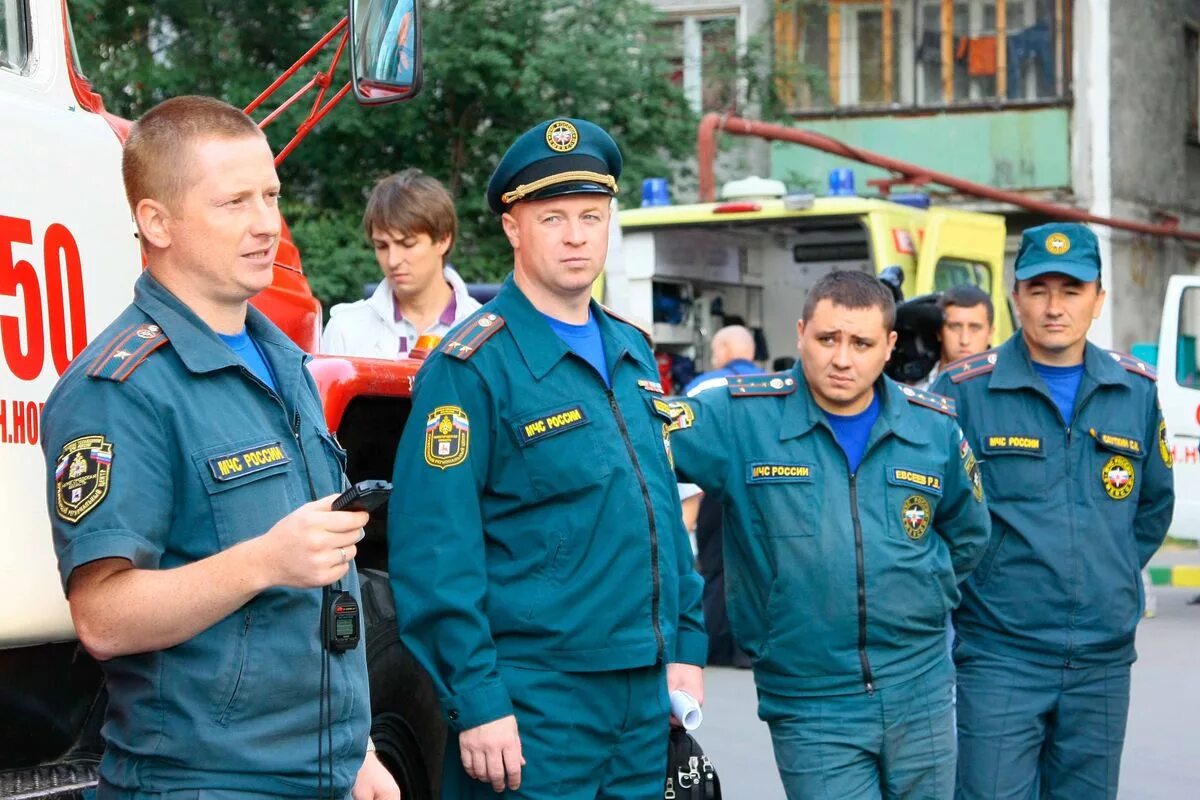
[321,168,480,358]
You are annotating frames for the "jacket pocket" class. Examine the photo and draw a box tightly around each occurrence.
[744,460,817,537]
[885,464,943,542]
[192,437,298,549]
[510,402,613,498]
[978,434,1048,502]
[212,609,253,726]
[1089,429,1145,505]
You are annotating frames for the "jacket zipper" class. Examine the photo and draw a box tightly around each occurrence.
[607,388,665,662]
[848,474,876,694]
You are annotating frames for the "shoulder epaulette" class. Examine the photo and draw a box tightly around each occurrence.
[945,349,999,384]
[86,323,169,382]
[1108,350,1157,381]
[439,310,505,360]
[727,371,797,397]
[898,384,956,417]
[598,303,652,347]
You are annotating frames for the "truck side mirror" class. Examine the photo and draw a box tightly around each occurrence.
[349,0,423,105]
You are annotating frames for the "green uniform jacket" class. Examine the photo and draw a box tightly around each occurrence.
[41,272,369,795]
[932,336,1174,666]
[388,277,706,732]
[671,368,991,696]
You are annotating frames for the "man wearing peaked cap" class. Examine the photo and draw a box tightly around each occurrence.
[932,222,1174,799]
[388,118,705,798]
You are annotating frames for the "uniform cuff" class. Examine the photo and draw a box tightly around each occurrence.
[441,679,513,732]
[55,528,162,595]
[674,629,709,667]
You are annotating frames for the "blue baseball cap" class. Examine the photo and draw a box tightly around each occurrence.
[486,118,622,215]
[1013,222,1101,282]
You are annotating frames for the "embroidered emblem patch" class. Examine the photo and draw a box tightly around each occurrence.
[1045,232,1071,255]
[207,441,290,481]
[546,120,579,152]
[425,406,470,469]
[1159,420,1173,469]
[890,468,943,494]
[650,398,695,432]
[963,448,983,503]
[662,423,674,468]
[55,435,114,523]
[746,463,813,483]
[1102,455,1135,500]
[517,405,588,445]
[901,495,932,540]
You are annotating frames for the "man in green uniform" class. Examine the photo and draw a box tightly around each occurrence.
[671,270,991,799]
[933,223,1174,799]
[41,97,396,798]
[387,118,706,798]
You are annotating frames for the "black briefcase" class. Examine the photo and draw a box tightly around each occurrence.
[664,727,721,799]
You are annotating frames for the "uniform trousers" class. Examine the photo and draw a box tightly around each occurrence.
[954,639,1131,800]
[758,656,956,800]
[441,664,669,799]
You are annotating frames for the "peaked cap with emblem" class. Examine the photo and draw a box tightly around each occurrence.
[487,117,622,215]
[1015,222,1101,283]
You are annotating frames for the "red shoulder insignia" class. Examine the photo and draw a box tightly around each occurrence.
[598,303,652,346]
[86,323,169,383]
[439,311,505,360]
[945,350,998,384]
[898,384,957,417]
[727,371,797,397]
[1107,350,1157,381]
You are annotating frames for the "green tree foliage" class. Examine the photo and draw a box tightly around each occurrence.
[71,0,696,308]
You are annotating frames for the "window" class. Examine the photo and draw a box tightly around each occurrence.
[1186,25,1199,144]
[934,257,991,291]
[659,12,742,114]
[0,0,30,75]
[1177,288,1200,389]
[775,0,1065,113]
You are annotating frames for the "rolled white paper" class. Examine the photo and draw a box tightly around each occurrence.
[669,689,703,731]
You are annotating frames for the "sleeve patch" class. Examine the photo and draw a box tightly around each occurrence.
[1159,419,1173,469]
[440,312,505,360]
[425,406,470,468]
[55,435,114,523]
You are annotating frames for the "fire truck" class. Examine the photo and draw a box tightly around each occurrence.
[0,0,445,796]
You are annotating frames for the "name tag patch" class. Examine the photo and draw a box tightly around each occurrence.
[518,405,588,445]
[888,468,943,495]
[747,463,813,483]
[208,441,290,481]
[984,435,1043,454]
[1090,429,1143,457]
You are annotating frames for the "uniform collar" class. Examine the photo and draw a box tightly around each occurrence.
[778,365,929,445]
[492,275,654,380]
[132,270,304,377]
[989,333,1129,392]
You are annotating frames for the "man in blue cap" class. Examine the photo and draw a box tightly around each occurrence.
[933,222,1175,799]
[387,118,706,798]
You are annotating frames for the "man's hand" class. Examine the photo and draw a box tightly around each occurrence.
[352,750,401,800]
[254,494,368,589]
[459,715,525,793]
[667,663,705,727]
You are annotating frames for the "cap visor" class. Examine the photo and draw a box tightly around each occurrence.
[524,181,615,203]
[1014,261,1100,282]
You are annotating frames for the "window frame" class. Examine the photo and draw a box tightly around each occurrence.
[0,0,32,76]
[657,6,746,115]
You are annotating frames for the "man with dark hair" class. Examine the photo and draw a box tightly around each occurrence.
[42,96,396,798]
[913,285,995,389]
[322,168,480,359]
[671,269,991,798]
[934,222,1173,800]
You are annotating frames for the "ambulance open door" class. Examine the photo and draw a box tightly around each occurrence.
[913,209,1012,343]
[1156,275,1200,541]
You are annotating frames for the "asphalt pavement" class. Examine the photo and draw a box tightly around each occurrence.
[696,556,1200,799]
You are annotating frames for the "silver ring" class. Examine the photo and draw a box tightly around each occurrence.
[338,547,347,565]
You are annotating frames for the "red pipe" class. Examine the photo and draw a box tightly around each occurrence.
[698,113,1200,243]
